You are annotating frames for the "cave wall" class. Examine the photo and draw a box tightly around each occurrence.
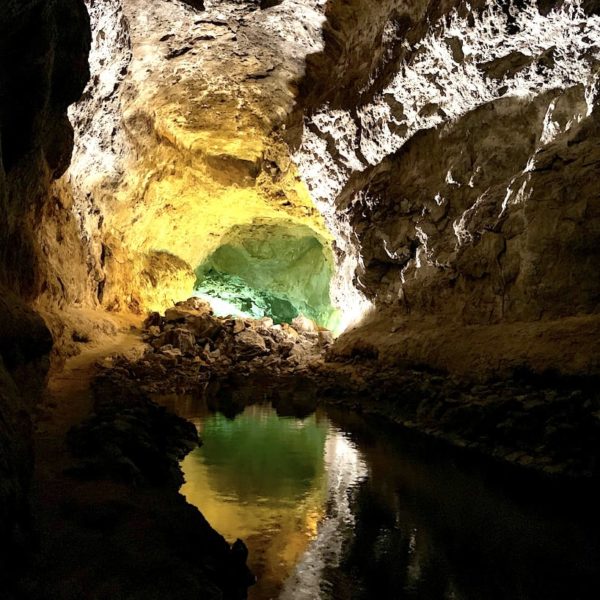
[63,0,334,316]
[0,2,598,572]
[291,0,600,375]
[56,0,600,373]
[11,0,597,374]
[0,0,90,583]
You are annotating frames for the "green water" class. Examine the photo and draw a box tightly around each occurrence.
[196,408,327,503]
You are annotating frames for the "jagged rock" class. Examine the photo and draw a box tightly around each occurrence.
[318,330,334,346]
[235,329,268,357]
[161,328,197,355]
[281,323,299,339]
[164,307,193,323]
[175,297,213,315]
[144,312,163,328]
[186,315,222,340]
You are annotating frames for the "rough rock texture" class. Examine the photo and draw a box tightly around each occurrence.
[98,297,331,397]
[101,298,600,478]
[55,0,600,375]
[315,358,600,478]
[0,0,90,303]
[290,0,600,374]
[3,2,600,582]
[64,0,333,315]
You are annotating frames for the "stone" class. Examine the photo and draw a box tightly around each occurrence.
[281,323,299,339]
[292,315,317,333]
[186,315,222,340]
[175,297,212,315]
[259,317,274,328]
[144,312,163,328]
[148,325,161,337]
[160,347,182,359]
[235,329,268,357]
[162,328,196,355]
[318,330,334,345]
[164,307,192,323]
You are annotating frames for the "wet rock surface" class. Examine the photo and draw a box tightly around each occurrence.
[313,360,600,479]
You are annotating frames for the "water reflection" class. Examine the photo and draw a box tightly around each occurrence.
[179,403,366,598]
[159,385,600,600]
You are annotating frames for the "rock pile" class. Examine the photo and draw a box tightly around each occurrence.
[99,297,333,395]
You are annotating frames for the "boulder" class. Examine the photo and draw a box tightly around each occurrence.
[164,307,192,323]
[281,323,299,339]
[318,330,334,345]
[292,315,317,333]
[162,328,196,355]
[235,329,267,357]
[174,297,213,315]
[186,315,222,340]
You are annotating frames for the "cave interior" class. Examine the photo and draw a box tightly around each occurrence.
[1,0,600,598]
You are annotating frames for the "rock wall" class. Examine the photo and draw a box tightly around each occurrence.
[56,0,600,372]
[63,0,334,316]
[0,0,598,580]
[0,0,91,586]
[291,0,600,375]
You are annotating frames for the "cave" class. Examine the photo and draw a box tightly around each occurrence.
[193,221,337,328]
[1,0,600,598]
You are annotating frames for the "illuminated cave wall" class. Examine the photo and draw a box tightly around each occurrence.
[289,0,600,372]
[57,0,600,367]
[64,0,341,323]
[294,0,600,327]
[194,221,337,327]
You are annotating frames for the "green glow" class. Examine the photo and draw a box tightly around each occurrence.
[197,408,328,502]
[193,222,338,328]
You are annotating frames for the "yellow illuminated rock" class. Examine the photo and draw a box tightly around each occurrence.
[66,0,335,320]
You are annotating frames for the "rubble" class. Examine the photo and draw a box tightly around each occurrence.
[100,298,333,395]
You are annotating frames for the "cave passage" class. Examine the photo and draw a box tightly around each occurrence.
[193,222,338,329]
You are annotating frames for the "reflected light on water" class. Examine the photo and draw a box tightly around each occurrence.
[179,404,366,599]
[165,391,600,600]
[279,430,368,600]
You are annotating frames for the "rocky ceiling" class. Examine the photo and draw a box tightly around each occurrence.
[41,0,600,353]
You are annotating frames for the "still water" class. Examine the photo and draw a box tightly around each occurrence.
[159,379,600,600]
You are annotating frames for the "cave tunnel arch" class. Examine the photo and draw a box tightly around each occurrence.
[192,220,339,329]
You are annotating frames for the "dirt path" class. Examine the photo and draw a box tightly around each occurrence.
[23,323,148,598]
[39,327,145,438]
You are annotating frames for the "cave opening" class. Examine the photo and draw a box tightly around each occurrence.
[192,221,338,329]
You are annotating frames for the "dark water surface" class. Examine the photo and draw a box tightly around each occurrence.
[158,379,600,600]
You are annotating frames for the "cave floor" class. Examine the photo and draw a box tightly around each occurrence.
[15,305,600,598]
[25,323,146,598]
